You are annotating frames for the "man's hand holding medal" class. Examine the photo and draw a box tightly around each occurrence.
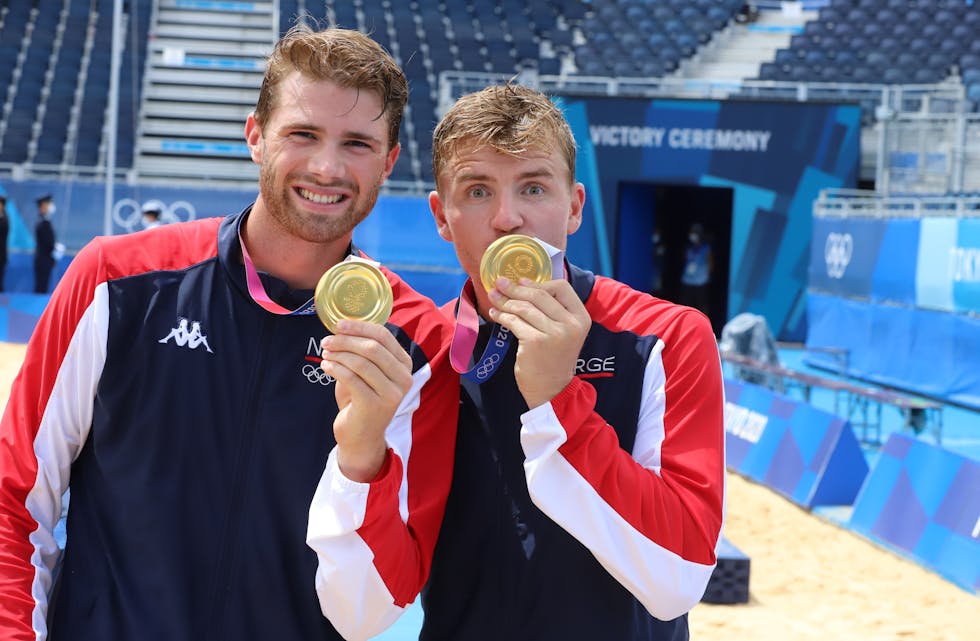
[315,259,411,482]
[464,234,591,409]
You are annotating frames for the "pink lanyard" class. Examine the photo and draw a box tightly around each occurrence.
[238,226,320,316]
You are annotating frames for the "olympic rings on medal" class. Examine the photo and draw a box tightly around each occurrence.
[302,363,335,386]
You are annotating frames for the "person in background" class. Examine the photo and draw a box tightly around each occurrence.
[0,194,9,292]
[679,222,713,317]
[141,201,164,229]
[33,194,56,293]
[421,83,725,641]
[735,1,760,24]
[650,224,666,298]
[0,25,458,641]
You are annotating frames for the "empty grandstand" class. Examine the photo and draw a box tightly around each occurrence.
[0,0,976,192]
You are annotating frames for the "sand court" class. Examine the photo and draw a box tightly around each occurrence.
[0,341,974,640]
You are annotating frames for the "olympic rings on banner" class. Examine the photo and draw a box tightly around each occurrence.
[824,232,853,279]
[112,198,198,232]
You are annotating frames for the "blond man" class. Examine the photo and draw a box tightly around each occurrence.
[422,84,725,641]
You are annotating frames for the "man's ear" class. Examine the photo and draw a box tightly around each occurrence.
[428,191,454,242]
[566,182,586,236]
[382,143,401,180]
[245,113,263,165]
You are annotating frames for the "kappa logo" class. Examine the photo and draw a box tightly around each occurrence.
[159,318,214,353]
[824,232,853,279]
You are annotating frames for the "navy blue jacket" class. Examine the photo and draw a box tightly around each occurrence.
[0,208,459,641]
[421,265,726,641]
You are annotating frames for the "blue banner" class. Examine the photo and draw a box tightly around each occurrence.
[807,293,980,410]
[871,218,919,306]
[724,378,869,508]
[916,218,958,312]
[850,434,980,593]
[563,97,860,341]
[951,218,980,314]
[809,217,886,299]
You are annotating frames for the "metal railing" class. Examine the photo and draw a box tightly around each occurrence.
[440,71,976,194]
[814,188,980,218]
[438,71,966,116]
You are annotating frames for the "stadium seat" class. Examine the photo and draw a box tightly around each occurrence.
[757,62,779,81]
[962,69,980,87]
[538,57,561,76]
[967,83,980,104]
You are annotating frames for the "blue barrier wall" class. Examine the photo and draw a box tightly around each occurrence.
[849,434,980,594]
[807,294,980,409]
[808,216,980,409]
[724,379,869,508]
[0,293,49,343]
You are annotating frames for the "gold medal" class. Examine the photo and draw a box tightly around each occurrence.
[479,234,553,291]
[314,260,393,333]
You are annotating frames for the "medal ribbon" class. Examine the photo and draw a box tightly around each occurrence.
[239,226,320,315]
[451,239,564,384]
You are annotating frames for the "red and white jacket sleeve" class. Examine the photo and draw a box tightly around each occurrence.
[0,242,110,641]
[520,307,726,621]
[306,341,458,641]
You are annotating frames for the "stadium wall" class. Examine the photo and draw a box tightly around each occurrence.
[807,216,980,409]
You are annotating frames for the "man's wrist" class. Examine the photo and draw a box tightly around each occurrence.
[336,443,389,483]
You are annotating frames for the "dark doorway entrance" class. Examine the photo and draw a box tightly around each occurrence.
[615,182,733,336]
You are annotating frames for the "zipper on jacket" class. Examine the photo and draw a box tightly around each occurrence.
[202,314,274,638]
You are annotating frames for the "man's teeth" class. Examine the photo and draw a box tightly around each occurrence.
[299,189,342,204]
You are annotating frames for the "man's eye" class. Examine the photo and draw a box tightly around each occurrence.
[526,185,544,195]
[291,131,315,139]
[469,187,488,198]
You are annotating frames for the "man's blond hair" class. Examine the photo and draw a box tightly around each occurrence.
[431,84,577,189]
[254,24,408,150]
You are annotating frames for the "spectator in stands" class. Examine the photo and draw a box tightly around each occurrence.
[32,193,56,293]
[680,222,714,316]
[650,224,666,297]
[735,1,759,24]
[141,201,164,229]
[0,25,459,641]
[421,83,725,641]
[0,194,8,292]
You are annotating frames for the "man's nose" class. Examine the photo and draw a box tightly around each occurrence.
[490,194,523,232]
[309,144,346,179]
